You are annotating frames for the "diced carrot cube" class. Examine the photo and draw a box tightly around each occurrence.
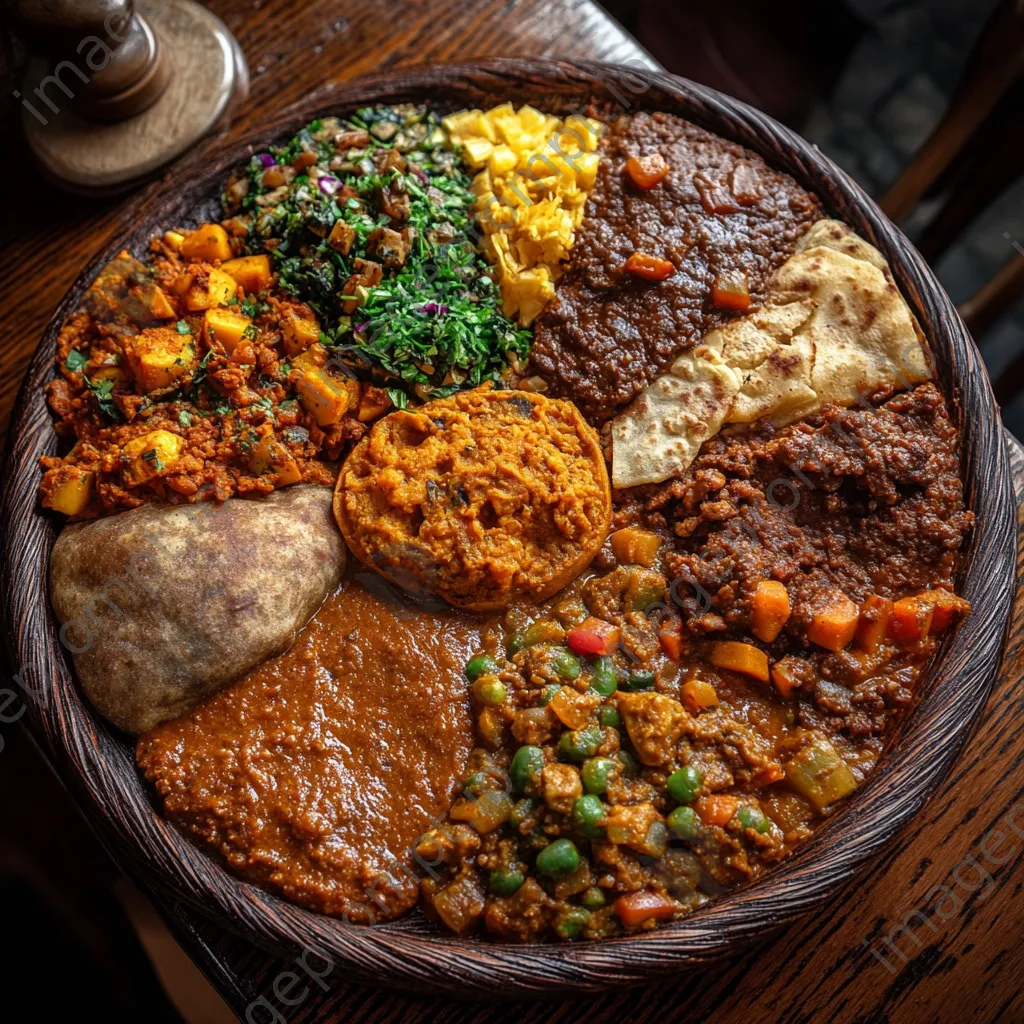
[750,580,790,643]
[613,891,677,927]
[658,627,683,661]
[918,589,969,634]
[888,596,934,643]
[712,270,751,311]
[695,794,738,827]
[770,655,808,699]
[709,641,769,683]
[806,590,859,652]
[855,594,893,653]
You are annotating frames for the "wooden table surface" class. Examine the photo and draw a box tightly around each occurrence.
[2,1,1021,1021]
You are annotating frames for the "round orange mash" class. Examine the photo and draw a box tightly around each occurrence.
[335,387,611,611]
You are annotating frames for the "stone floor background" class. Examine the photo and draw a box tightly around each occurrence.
[799,0,1024,433]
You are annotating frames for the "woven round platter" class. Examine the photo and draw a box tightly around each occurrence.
[0,58,1016,996]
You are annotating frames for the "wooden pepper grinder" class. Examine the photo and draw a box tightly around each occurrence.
[4,0,248,194]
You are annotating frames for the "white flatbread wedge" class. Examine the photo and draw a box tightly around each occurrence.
[610,219,931,488]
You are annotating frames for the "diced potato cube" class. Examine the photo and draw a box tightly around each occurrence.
[357,386,392,422]
[123,328,198,393]
[149,287,177,319]
[248,432,302,487]
[91,364,129,386]
[462,137,493,169]
[184,268,238,311]
[42,467,95,517]
[292,343,328,370]
[220,254,272,293]
[489,144,517,177]
[163,230,185,252]
[180,223,232,262]
[295,369,358,426]
[122,430,185,485]
[203,307,253,353]
[170,271,193,297]
[281,314,321,356]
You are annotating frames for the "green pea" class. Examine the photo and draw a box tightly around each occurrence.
[617,749,639,777]
[588,655,620,697]
[597,705,622,729]
[538,684,562,706]
[489,867,525,896]
[536,838,580,878]
[554,905,591,940]
[624,668,656,691]
[551,648,582,681]
[666,765,703,805]
[580,886,606,910]
[506,632,526,657]
[581,757,617,795]
[737,805,771,834]
[570,795,606,838]
[509,797,538,829]
[667,805,701,840]
[510,745,544,794]
[465,654,499,681]
[558,725,603,763]
[471,675,507,706]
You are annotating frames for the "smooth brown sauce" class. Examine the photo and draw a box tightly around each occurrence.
[137,573,479,921]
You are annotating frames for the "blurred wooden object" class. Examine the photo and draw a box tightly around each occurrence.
[880,0,1024,224]
[6,0,247,194]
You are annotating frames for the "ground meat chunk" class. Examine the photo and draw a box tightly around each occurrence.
[617,691,690,766]
[531,111,822,420]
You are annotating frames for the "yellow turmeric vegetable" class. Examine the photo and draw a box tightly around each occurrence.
[43,467,95,517]
[123,328,197,394]
[202,307,253,353]
[295,369,358,426]
[121,430,185,485]
[281,314,321,356]
[220,254,272,293]
[180,223,232,262]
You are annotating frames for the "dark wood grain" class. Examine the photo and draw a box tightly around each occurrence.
[0,0,1018,1014]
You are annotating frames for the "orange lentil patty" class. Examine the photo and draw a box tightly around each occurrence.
[335,387,612,610]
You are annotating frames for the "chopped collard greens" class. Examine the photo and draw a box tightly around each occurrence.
[225,104,531,401]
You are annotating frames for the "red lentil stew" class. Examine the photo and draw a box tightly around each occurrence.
[42,101,973,943]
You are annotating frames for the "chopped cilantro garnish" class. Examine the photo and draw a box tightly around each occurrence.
[179,410,193,427]
[176,319,191,334]
[84,376,121,420]
[65,349,87,373]
[234,105,531,403]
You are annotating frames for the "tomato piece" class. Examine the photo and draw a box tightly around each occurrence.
[623,153,670,190]
[624,252,675,281]
[566,617,620,656]
[613,891,678,927]
[712,270,751,311]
